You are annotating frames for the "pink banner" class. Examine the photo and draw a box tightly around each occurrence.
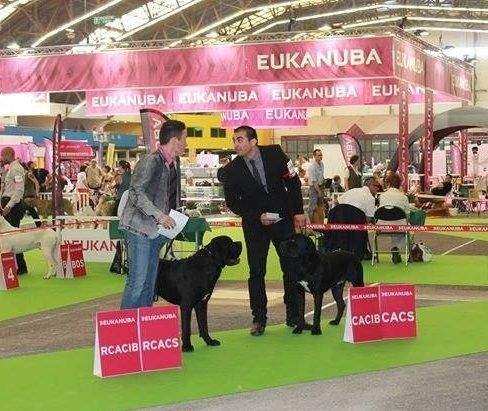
[337,133,361,166]
[426,55,473,102]
[140,108,168,153]
[59,140,93,160]
[220,109,307,128]
[86,78,459,115]
[0,37,394,94]
[458,129,469,179]
[450,143,462,175]
[393,38,426,86]
[398,80,409,193]
[423,88,434,189]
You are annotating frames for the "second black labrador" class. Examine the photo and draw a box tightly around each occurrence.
[155,235,242,352]
[279,233,364,335]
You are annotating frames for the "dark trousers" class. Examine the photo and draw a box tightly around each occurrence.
[243,218,297,324]
[1,197,27,273]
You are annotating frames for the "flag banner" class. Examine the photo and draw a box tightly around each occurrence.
[450,143,462,175]
[139,108,169,153]
[398,80,409,192]
[423,88,434,189]
[51,114,62,219]
[337,132,362,166]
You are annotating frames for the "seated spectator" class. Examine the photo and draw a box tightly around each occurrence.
[330,175,345,193]
[377,173,410,264]
[431,174,453,196]
[338,177,381,222]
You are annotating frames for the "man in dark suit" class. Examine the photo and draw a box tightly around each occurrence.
[223,125,306,336]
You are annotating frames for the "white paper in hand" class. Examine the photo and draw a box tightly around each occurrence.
[265,212,282,223]
[157,209,189,239]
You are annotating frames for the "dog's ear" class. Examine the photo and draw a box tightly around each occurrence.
[279,239,299,258]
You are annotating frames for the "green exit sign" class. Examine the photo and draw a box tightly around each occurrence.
[94,16,116,26]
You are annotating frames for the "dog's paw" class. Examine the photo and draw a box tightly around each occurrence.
[182,344,194,353]
[292,327,303,334]
[311,327,322,335]
[206,339,221,347]
[329,319,340,326]
[43,274,52,280]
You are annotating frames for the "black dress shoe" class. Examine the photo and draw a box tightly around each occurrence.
[286,320,313,330]
[250,322,266,336]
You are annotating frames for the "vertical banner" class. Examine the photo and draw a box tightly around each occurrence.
[398,80,409,192]
[450,143,462,176]
[106,143,115,168]
[139,108,169,153]
[139,108,181,209]
[51,114,63,220]
[423,88,434,190]
[458,130,468,180]
[336,133,362,168]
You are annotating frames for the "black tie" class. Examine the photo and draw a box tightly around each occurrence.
[249,159,264,189]
[168,163,177,210]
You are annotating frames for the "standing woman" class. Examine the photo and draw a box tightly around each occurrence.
[113,160,132,213]
[344,154,362,191]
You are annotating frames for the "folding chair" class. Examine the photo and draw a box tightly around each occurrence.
[466,189,482,216]
[161,217,211,260]
[372,206,409,266]
[108,219,128,274]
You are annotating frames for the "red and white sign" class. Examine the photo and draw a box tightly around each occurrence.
[139,306,181,372]
[0,252,19,290]
[379,284,417,339]
[62,225,117,262]
[221,108,307,128]
[94,306,181,378]
[344,284,416,343]
[57,243,87,278]
[94,309,141,377]
[344,286,383,343]
[59,140,93,160]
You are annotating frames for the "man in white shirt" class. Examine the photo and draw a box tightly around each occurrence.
[0,147,27,274]
[307,149,326,223]
[338,177,381,221]
[378,173,410,264]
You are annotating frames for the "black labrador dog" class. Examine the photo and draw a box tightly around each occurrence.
[279,233,364,335]
[155,235,242,352]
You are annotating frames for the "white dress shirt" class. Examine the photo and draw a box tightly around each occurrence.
[338,186,376,217]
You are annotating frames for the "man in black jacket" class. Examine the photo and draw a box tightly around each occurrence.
[223,125,306,336]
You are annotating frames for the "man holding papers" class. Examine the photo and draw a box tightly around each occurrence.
[119,120,187,309]
[223,125,306,336]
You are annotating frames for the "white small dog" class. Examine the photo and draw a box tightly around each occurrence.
[0,216,61,279]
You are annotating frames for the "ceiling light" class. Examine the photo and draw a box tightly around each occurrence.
[414,29,429,37]
[206,30,219,38]
[319,24,331,31]
[7,41,20,49]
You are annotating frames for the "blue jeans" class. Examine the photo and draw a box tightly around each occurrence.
[120,230,167,309]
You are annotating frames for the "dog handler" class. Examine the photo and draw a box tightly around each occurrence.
[223,125,307,336]
[119,120,187,309]
[0,147,28,275]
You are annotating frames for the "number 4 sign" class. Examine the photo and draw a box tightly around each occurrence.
[0,252,19,290]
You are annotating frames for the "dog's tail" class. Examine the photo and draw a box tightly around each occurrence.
[348,258,365,287]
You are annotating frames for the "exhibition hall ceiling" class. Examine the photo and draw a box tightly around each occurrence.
[1,0,488,52]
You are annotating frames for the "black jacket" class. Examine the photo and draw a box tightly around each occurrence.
[223,145,304,228]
